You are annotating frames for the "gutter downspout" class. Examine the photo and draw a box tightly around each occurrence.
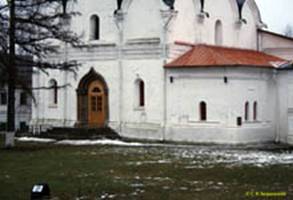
[63,42,68,127]
[162,10,177,141]
[63,16,71,127]
[34,68,41,135]
[274,69,281,143]
[114,11,124,134]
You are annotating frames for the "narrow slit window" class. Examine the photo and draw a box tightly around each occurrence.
[90,15,100,40]
[139,80,145,107]
[199,101,207,121]
[49,79,58,105]
[215,20,223,45]
[244,101,249,121]
[53,83,58,104]
[253,101,257,121]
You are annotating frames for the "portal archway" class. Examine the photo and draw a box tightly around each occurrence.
[76,68,109,127]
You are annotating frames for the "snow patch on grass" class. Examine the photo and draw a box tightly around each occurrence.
[16,137,56,143]
[17,137,146,146]
[55,139,144,146]
[174,148,293,167]
[15,137,293,166]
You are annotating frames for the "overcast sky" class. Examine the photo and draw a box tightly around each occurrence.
[255,0,293,34]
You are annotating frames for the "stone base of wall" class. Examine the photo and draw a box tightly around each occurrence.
[164,125,275,144]
[30,119,276,144]
[120,122,164,141]
[120,123,276,144]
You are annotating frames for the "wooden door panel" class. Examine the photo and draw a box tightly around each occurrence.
[88,81,106,127]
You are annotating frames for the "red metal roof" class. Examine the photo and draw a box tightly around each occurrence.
[165,43,286,69]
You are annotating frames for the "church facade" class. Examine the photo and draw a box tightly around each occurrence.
[30,0,293,144]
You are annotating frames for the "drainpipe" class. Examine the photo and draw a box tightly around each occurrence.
[162,10,177,141]
[40,69,45,133]
[34,69,41,134]
[63,15,71,127]
[274,69,280,143]
[63,42,68,127]
[114,11,124,134]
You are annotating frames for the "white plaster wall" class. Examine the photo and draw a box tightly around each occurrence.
[259,31,293,60]
[123,0,163,41]
[75,61,120,125]
[165,126,274,144]
[68,0,261,49]
[70,0,118,43]
[31,60,120,128]
[31,55,166,138]
[165,67,276,143]
[30,0,289,144]
[124,0,162,41]
[35,70,67,123]
[169,0,197,43]
[234,0,258,49]
[120,58,165,140]
[277,70,293,144]
[122,59,164,123]
[168,0,259,49]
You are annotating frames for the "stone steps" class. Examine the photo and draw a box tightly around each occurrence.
[36,127,121,140]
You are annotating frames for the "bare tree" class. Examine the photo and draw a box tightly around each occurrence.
[0,0,80,148]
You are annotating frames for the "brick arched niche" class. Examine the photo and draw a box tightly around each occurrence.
[76,68,109,127]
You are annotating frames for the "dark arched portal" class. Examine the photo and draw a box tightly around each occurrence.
[76,68,109,127]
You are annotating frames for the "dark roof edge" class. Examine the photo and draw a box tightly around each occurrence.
[277,68,293,71]
[258,29,293,42]
[164,64,275,69]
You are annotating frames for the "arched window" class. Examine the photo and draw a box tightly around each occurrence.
[199,101,207,121]
[253,101,257,121]
[244,101,249,121]
[135,79,145,107]
[90,15,100,40]
[49,79,58,105]
[139,80,145,107]
[215,20,223,45]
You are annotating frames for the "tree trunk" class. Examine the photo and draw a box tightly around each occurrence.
[5,0,16,148]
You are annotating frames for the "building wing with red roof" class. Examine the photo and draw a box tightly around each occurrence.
[165,43,286,69]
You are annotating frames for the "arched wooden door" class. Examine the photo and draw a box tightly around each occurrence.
[88,80,106,127]
[77,68,109,128]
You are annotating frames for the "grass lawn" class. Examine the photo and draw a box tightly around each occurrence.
[0,135,292,199]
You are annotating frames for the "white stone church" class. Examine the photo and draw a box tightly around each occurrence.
[30,0,293,144]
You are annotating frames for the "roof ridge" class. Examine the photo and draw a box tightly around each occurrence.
[175,41,263,53]
[197,43,261,53]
